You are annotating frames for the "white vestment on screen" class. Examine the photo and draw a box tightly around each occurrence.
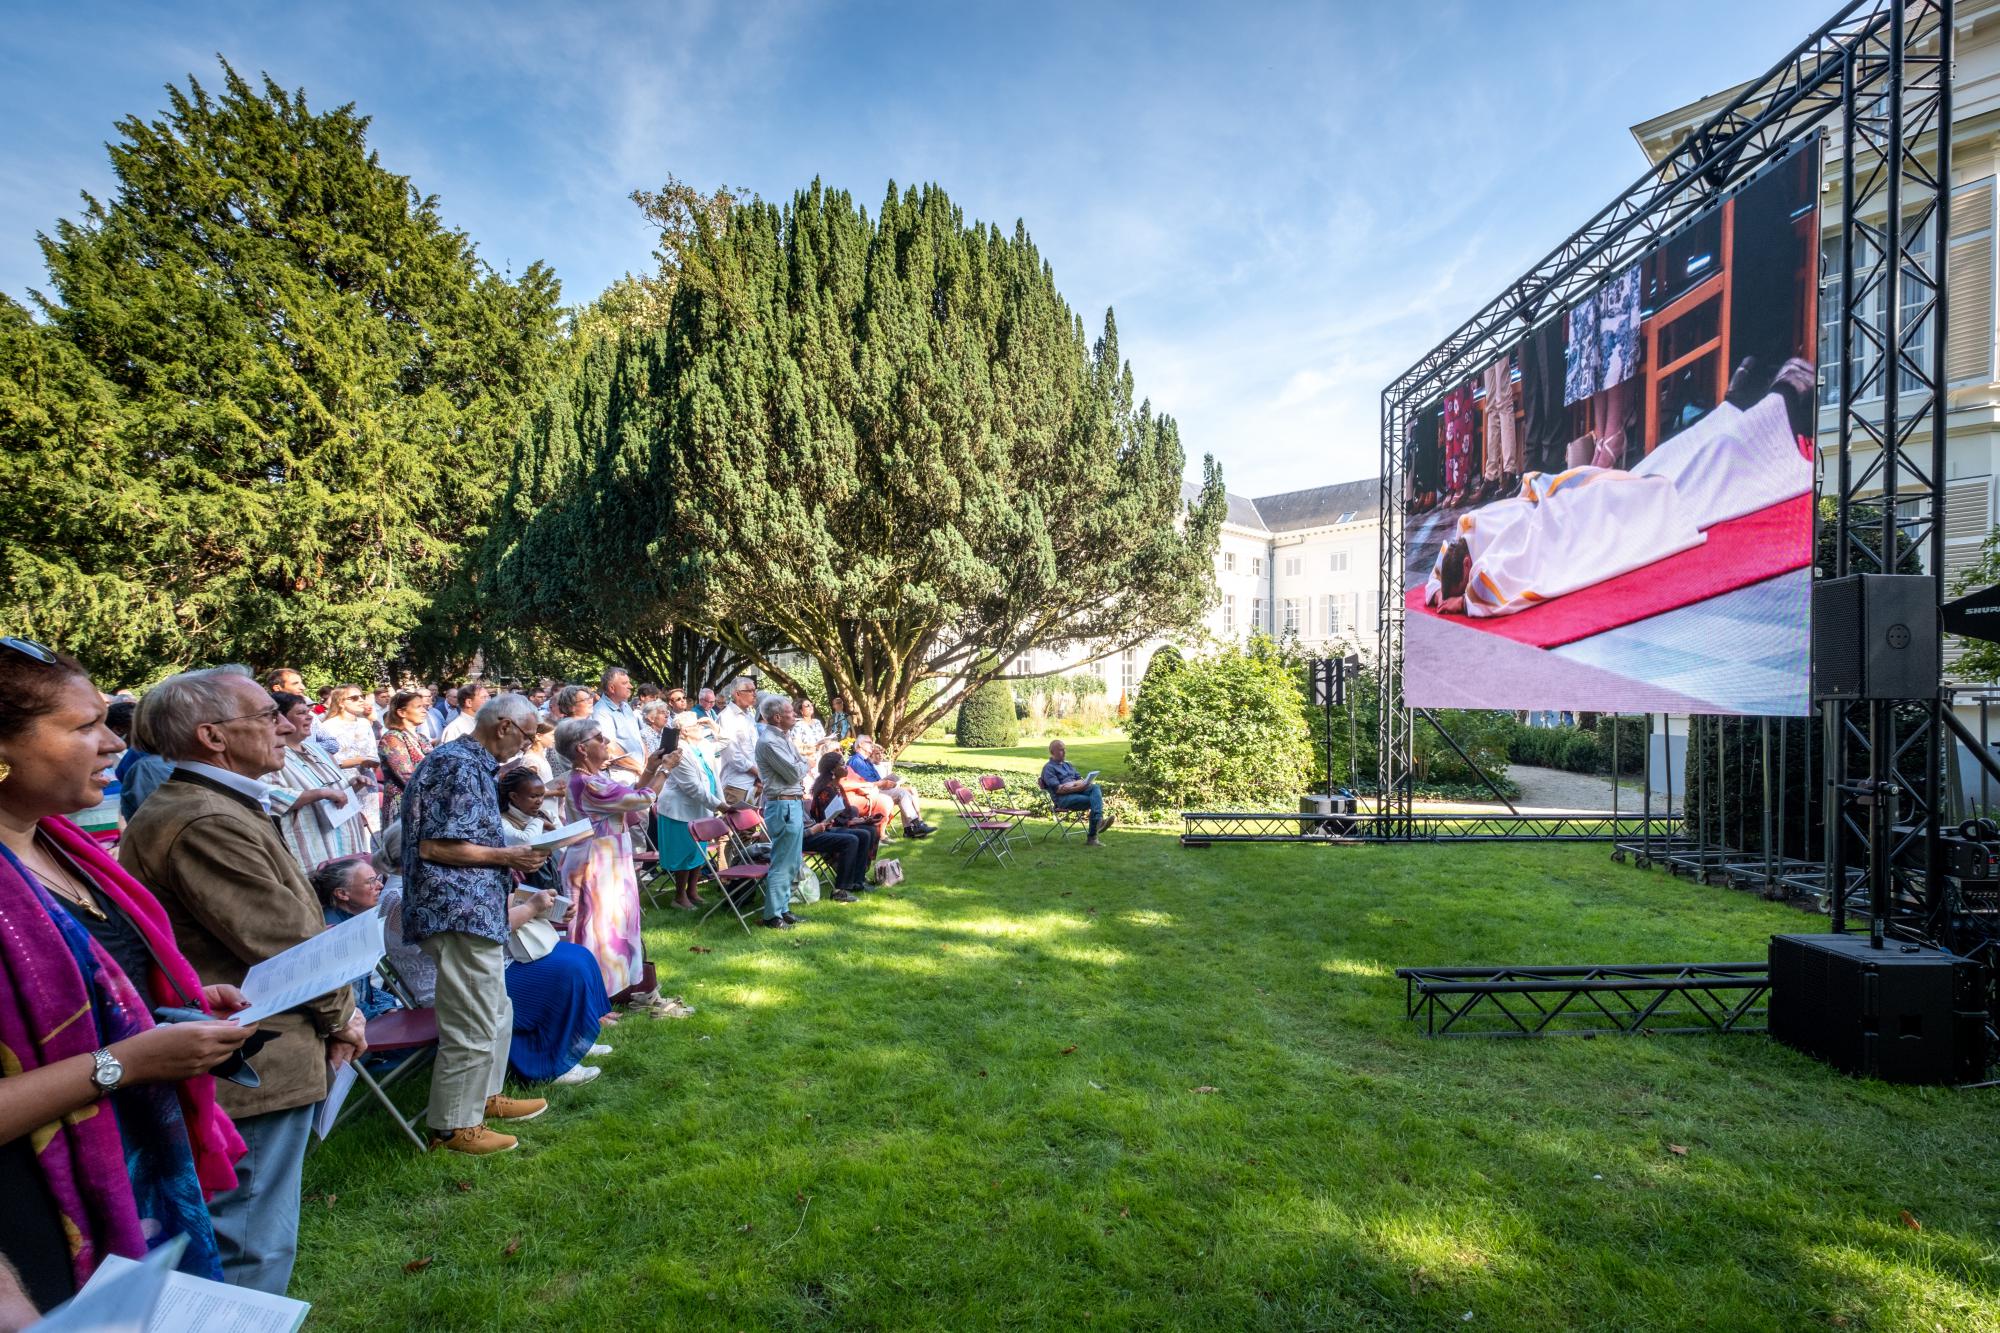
[1425,392,1810,619]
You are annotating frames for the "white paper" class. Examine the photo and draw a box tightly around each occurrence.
[231,906,384,1026]
[74,1249,309,1333]
[318,782,365,830]
[1084,770,1102,785]
[315,1059,359,1140]
[41,1237,179,1332]
[528,817,593,849]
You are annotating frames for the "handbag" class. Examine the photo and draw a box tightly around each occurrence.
[793,866,822,906]
[872,858,903,888]
[506,888,561,963]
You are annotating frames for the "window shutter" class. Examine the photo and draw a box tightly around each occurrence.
[1943,474,1994,677]
[1947,178,1995,387]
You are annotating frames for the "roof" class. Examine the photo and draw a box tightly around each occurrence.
[1181,481,1271,532]
[1247,478,1380,533]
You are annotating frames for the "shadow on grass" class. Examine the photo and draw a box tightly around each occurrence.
[297,830,2000,1331]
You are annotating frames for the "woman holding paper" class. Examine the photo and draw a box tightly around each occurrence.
[266,692,373,872]
[0,637,255,1312]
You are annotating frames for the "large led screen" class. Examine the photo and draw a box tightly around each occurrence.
[1402,139,1820,716]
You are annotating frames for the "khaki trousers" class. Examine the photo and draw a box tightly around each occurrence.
[421,930,512,1132]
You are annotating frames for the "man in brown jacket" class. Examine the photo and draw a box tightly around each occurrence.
[121,665,366,1296]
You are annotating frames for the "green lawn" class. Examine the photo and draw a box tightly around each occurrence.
[900,733,1136,788]
[296,821,2000,1331]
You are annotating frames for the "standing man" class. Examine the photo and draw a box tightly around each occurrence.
[754,696,807,929]
[121,666,366,1294]
[695,687,720,722]
[590,667,649,779]
[716,676,762,806]
[401,692,552,1155]
[1040,739,1117,847]
[439,679,489,744]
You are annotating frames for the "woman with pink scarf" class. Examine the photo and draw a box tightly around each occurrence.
[0,638,253,1315]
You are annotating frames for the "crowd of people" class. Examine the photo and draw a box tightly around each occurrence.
[0,642,1121,1320]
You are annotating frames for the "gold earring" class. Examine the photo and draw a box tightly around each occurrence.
[0,760,11,783]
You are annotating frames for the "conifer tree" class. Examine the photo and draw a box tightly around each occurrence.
[2,63,561,681]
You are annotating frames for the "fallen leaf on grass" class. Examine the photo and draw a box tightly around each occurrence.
[1119,1207,1129,1218]
[795,1191,808,1207]
[502,1236,522,1257]
[1191,1085,1219,1094]
[404,1257,433,1274]
[1060,891,1072,897]
[1901,1210,1922,1231]
[325,1194,338,1209]
[739,1223,755,1233]
[689,946,712,954]
[977,1069,988,1078]
[454,1180,474,1192]
[1667,1144,1688,1157]
[1060,1045,1078,1056]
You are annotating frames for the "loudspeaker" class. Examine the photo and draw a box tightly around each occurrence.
[1768,933,1984,1084]
[1811,573,1938,701]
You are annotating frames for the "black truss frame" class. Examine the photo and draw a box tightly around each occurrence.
[1370,1,1960,960]
[1397,963,1770,1038]
[1180,810,1679,846]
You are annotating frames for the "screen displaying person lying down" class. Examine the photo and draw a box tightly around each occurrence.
[1399,137,1820,717]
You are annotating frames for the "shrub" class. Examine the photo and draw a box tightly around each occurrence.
[1129,636,1310,808]
[955,679,1019,748]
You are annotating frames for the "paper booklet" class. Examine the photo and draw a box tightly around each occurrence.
[1084,770,1101,784]
[230,906,385,1026]
[315,1059,359,1140]
[318,781,366,830]
[527,817,593,850]
[61,1241,309,1333]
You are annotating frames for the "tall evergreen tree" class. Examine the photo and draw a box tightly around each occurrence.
[494,179,1225,748]
[2,63,561,681]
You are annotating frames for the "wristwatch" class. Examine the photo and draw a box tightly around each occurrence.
[89,1047,125,1098]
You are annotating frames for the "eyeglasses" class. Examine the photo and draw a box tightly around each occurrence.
[1,636,56,664]
[214,705,283,727]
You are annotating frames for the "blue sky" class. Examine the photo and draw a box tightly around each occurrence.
[1,0,1834,497]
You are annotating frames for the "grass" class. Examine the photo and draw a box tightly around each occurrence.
[900,734,1136,787]
[295,813,2000,1330]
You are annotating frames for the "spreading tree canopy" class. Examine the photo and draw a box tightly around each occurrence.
[0,63,562,683]
[491,179,1224,748]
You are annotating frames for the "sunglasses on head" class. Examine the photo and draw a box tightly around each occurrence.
[2,636,57,665]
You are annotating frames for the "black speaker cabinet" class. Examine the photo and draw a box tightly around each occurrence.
[1768,933,1984,1084]
[1811,573,1938,701]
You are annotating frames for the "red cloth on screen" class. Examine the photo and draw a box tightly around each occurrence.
[1404,492,1812,650]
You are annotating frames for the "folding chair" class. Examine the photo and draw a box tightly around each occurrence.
[950,786,1016,868]
[1038,778,1092,843]
[327,955,437,1153]
[690,815,764,934]
[943,779,979,854]
[977,774,1035,848]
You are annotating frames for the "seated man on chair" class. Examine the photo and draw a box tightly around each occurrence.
[1039,739,1115,847]
[845,734,935,839]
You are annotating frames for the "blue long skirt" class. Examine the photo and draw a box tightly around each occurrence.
[654,813,710,872]
[504,941,612,1083]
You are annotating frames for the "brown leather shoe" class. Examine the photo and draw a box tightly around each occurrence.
[483,1094,548,1122]
[428,1125,517,1155]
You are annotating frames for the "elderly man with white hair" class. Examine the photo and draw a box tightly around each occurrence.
[399,691,553,1156]
[844,733,936,839]
[716,675,762,806]
[753,695,808,929]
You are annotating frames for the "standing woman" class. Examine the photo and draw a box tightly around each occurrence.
[790,700,827,757]
[0,640,255,1310]
[827,696,853,744]
[377,689,435,829]
[266,692,372,872]
[655,709,727,911]
[546,686,596,787]
[553,719,689,1015]
[318,685,383,834]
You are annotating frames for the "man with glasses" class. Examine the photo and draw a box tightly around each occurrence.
[716,676,763,806]
[120,665,367,1295]
[399,692,552,1156]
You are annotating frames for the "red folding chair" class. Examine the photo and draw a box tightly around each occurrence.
[978,774,1035,847]
[690,815,764,934]
[950,786,1016,868]
[340,1008,438,1153]
[1038,776,1092,842]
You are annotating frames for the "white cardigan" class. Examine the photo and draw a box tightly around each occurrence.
[657,742,727,823]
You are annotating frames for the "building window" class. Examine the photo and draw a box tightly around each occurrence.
[1329,550,1348,573]
[1325,594,1342,636]
[1251,556,1263,577]
[1252,596,1264,630]
[1284,556,1302,577]
[1282,598,1301,634]
[1224,551,1236,573]
[1223,594,1236,635]
[1121,648,1136,697]
[1338,510,1357,523]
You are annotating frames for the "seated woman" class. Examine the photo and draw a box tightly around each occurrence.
[1425,368,1812,619]
[496,879,613,1089]
[309,858,400,1019]
[655,709,728,911]
[805,753,882,901]
[266,690,373,871]
[0,640,255,1312]
[554,717,691,1017]
[497,768,567,900]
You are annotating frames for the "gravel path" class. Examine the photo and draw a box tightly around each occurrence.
[1495,764,1673,814]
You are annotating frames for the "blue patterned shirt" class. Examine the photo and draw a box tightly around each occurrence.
[399,736,510,944]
